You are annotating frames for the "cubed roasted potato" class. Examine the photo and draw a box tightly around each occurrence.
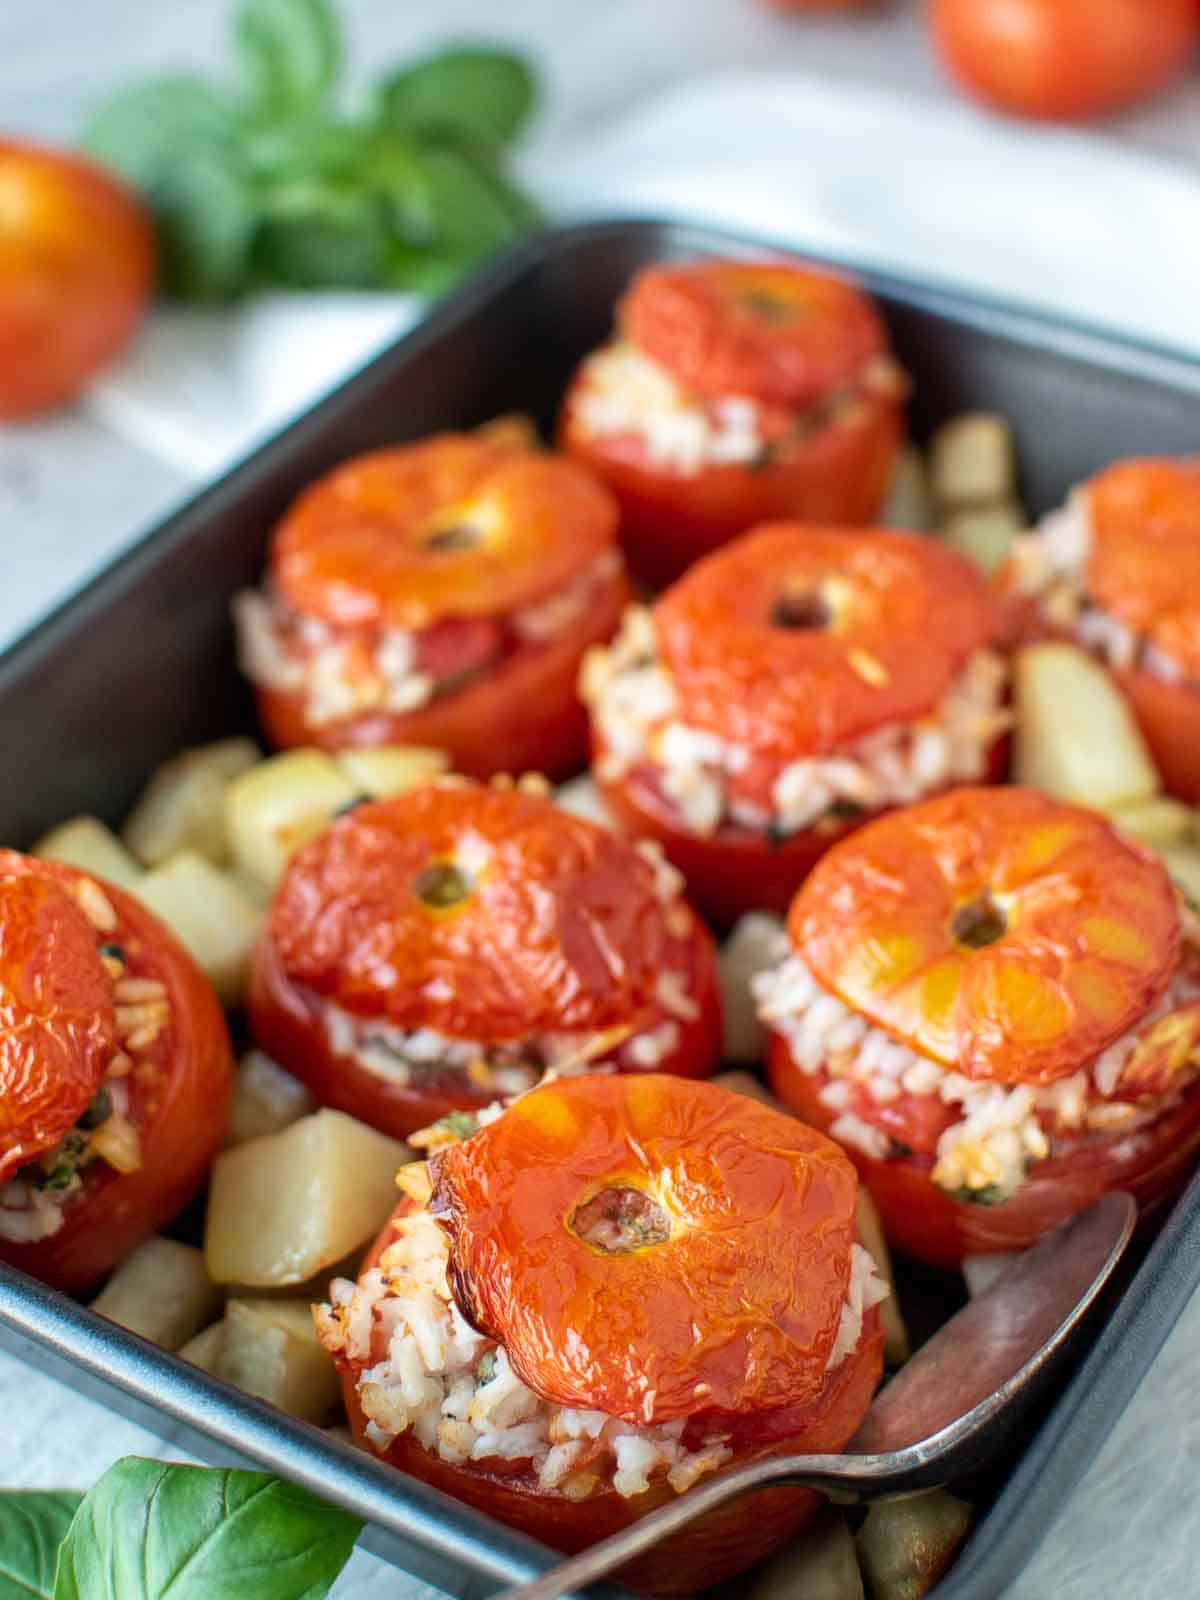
[855,1490,972,1600]
[33,815,143,892]
[221,1298,340,1422]
[1106,795,1194,850]
[227,1050,317,1145]
[748,1506,864,1599]
[939,502,1025,576]
[1159,845,1200,910]
[1014,644,1160,810]
[880,445,932,533]
[225,749,359,894]
[718,913,789,1065]
[90,1237,223,1352]
[135,851,264,1007]
[334,744,449,799]
[929,413,1015,509]
[123,737,261,867]
[177,1319,226,1375]
[205,1109,410,1287]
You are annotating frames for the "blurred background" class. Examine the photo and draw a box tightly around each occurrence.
[2,0,1198,652]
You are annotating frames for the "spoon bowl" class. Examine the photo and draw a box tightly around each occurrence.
[492,1191,1135,1600]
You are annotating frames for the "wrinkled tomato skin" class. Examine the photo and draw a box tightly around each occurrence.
[559,383,902,589]
[769,1033,1200,1269]
[247,909,721,1140]
[597,737,1008,931]
[0,141,155,418]
[256,569,629,780]
[930,0,1197,122]
[0,869,233,1293]
[341,1200,882,1596]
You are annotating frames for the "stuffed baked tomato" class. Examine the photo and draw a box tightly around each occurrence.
[315,1073,886,1596]
[584,523,1008,927]
[0,854,232,1291]
[234,430,628,780]
[1001,457,1200,802]
[559,258,906,587]
[248,779,721,1139]
[755,786,1200,1269]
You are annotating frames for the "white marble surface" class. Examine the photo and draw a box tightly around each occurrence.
[4,2,1200,1595]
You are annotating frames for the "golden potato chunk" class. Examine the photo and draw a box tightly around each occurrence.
[205,1109,410,1287]
[221,1298,340,1422]
[90,1237,222,1352]
[33,815,143,892]
[135,851,263,1006]
[123,737,261,867]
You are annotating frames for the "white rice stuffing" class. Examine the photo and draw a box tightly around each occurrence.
[1010,491,1191,686]
[583,607,1010,837]
[234,550,621,728]
[321,986,698,1095]
[571,342,903,478]
[316,1196,883,1498]
[754,950,1200,1203]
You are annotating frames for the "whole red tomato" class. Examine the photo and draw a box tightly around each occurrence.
[0,140,155,418]
[930,0,1198,121]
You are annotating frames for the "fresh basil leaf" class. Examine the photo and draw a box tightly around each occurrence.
[236,0,342,120]
[153,148,258,300]
[0,1491,82,1600]
[411,142,538,256]
[254,175,392,287]
[242,115,373,184]
[376,47,537,148]
[53,1459,361,1600]
[83,77,240,192]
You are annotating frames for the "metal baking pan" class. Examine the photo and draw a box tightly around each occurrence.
[3,218,1200,1599]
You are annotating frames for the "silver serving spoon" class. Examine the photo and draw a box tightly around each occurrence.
[493,1191,1135,1600]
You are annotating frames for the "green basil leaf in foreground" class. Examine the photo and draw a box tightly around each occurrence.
[53,1458,362,1600]
[236,0,342,121]
[0,1491,83,1600]
[377,47,537,148]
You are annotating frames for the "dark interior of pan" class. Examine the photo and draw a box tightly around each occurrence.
[2,218,1200,1599]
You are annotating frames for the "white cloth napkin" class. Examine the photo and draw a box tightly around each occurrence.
[82,69,1200,483]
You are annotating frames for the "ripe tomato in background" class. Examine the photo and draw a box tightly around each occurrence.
[930,0,1198,121]
[0,140,155,419]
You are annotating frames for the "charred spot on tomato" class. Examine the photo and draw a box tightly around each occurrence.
[76,1086,112,1131]
[424,522,481,553]
[771,588,832,631]
[569,1184,671,1255]
[414,862,473,910]
[951,893,1007,950]
[739,288,797,325]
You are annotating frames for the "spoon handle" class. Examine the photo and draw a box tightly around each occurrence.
[487,1453,871,1600]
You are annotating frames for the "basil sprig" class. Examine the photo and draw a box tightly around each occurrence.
[1,1460,361,1600]
[84,0,540,300]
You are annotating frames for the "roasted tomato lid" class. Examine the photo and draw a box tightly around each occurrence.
[268,781,680,1041]
[429,1073,860,1424]
[271,432,620,631]
[0,856,117,1183]
[790,786,1182,1087]
[1085,458,1200,680]
[654,524,999,760]
[620,259,889,410]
